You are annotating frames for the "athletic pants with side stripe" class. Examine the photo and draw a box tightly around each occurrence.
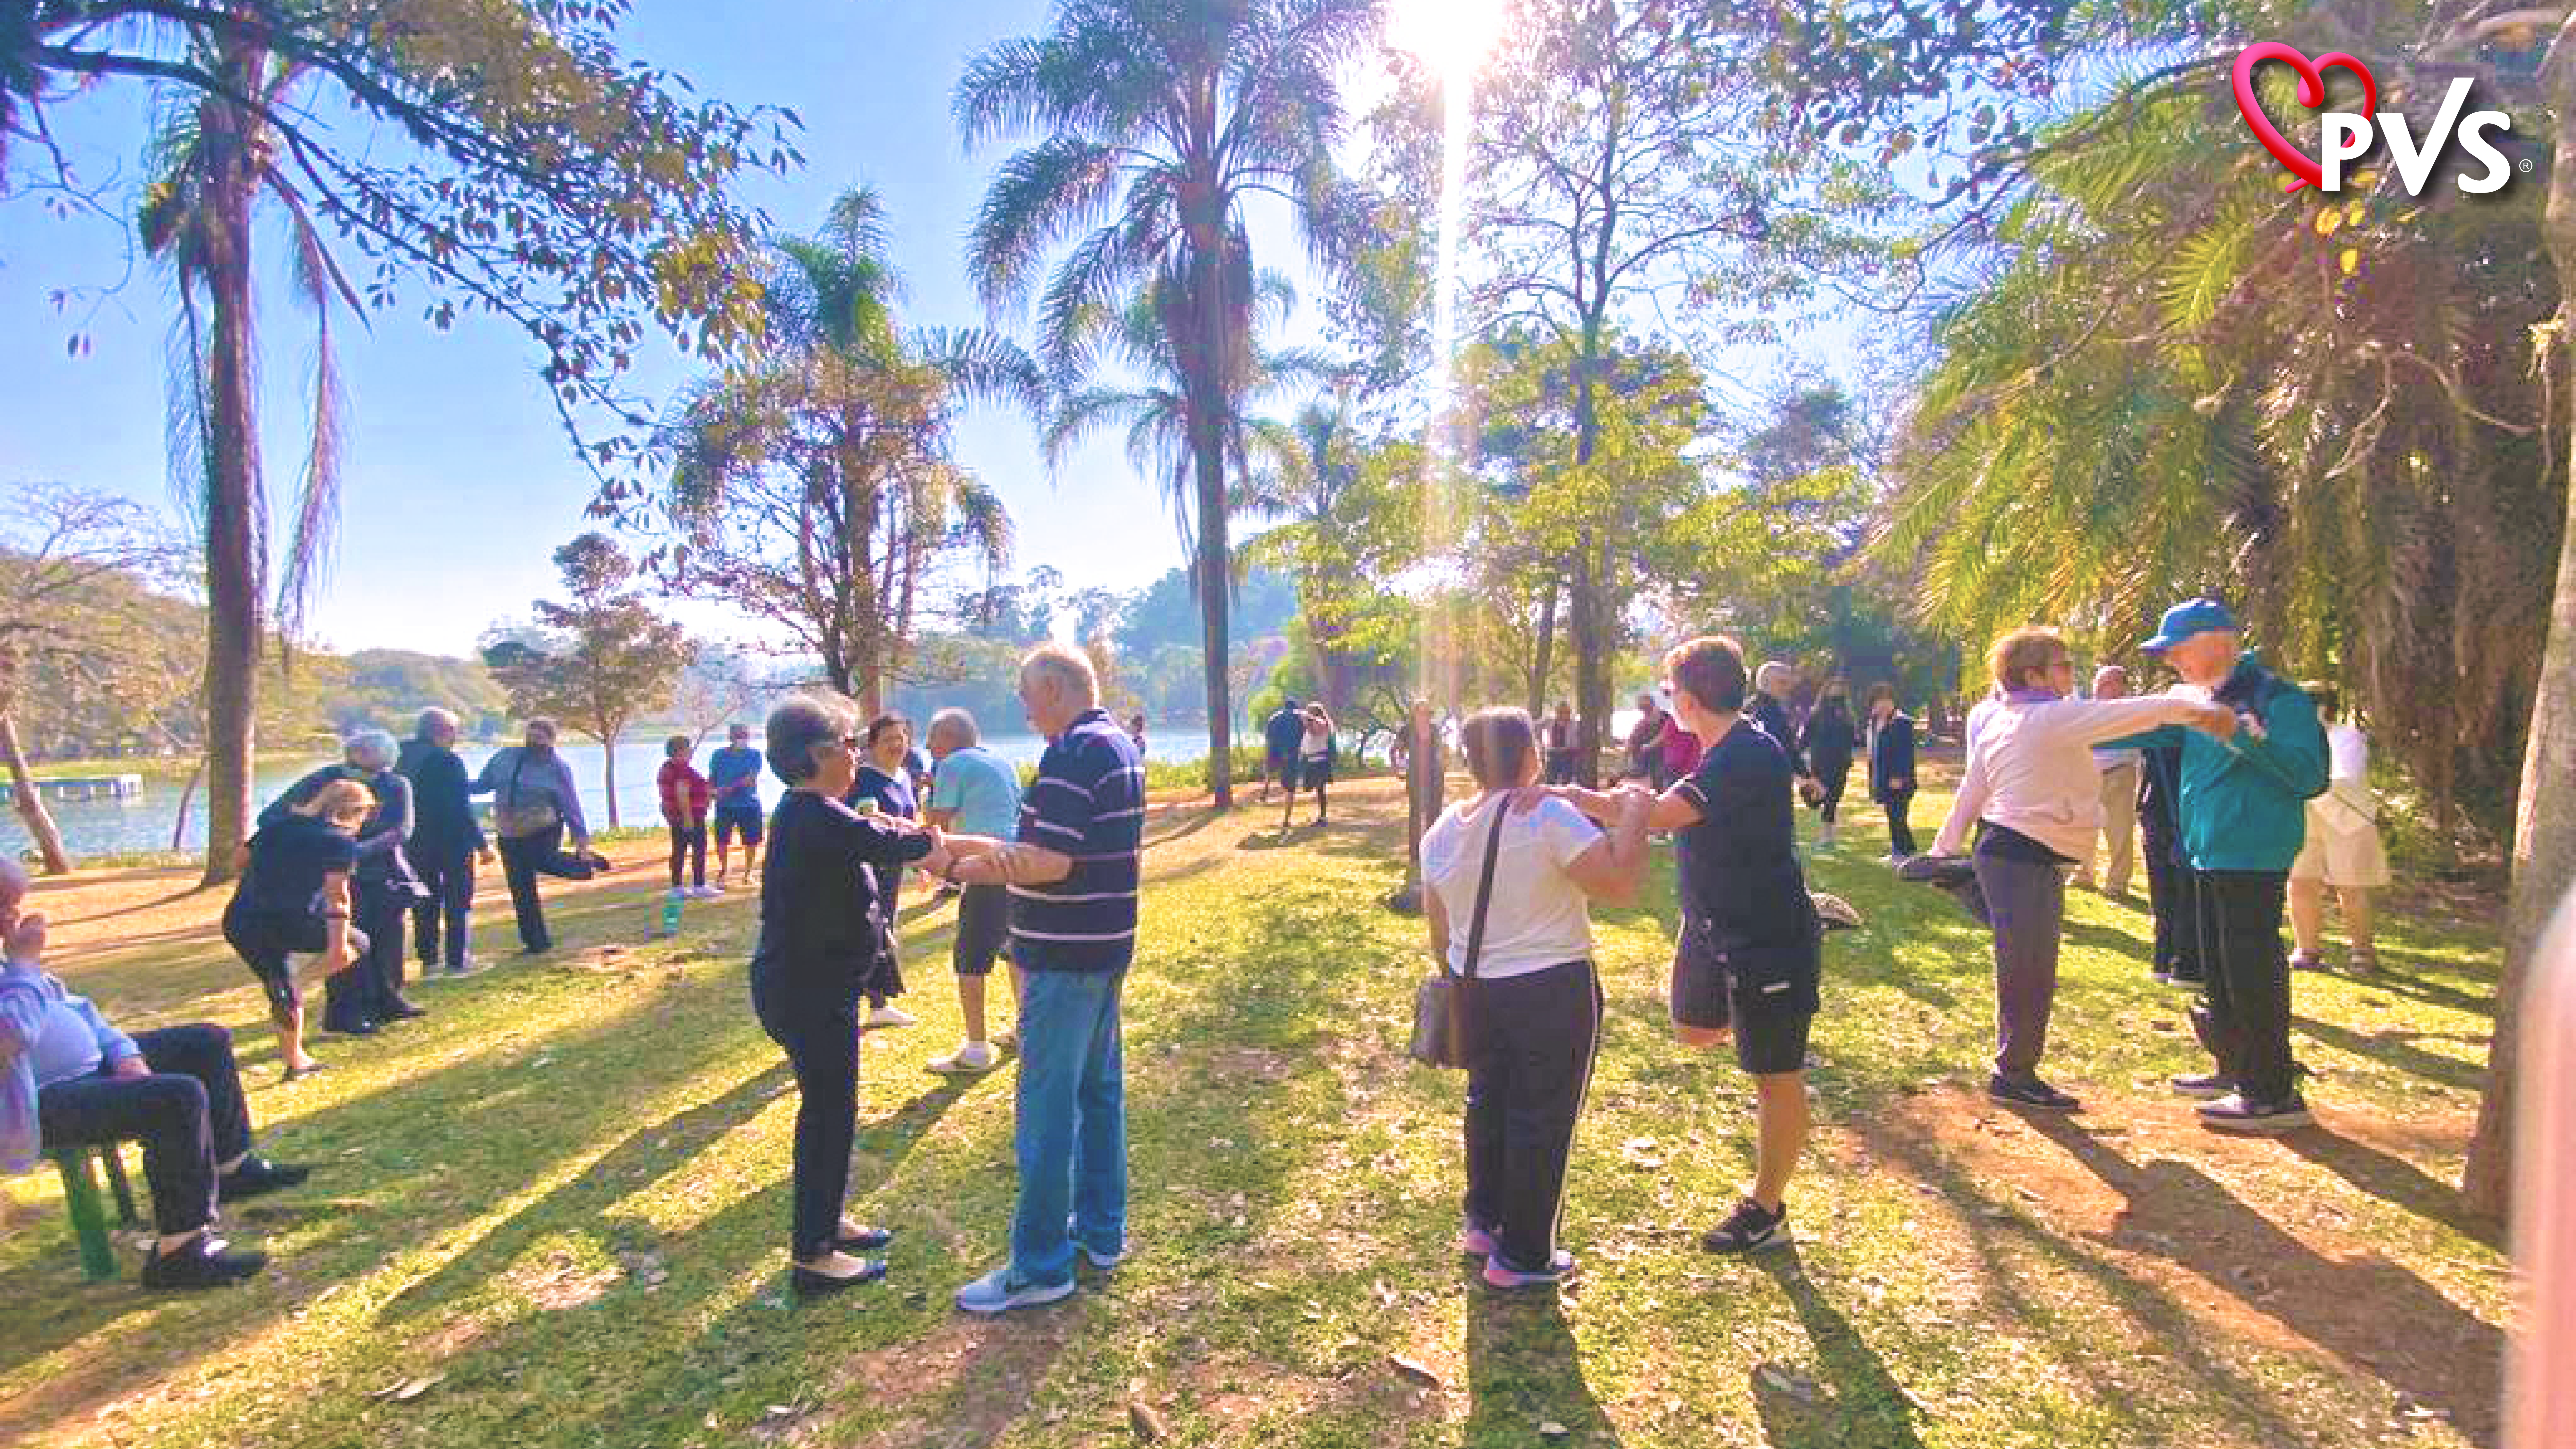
[1463,958,1602,1273]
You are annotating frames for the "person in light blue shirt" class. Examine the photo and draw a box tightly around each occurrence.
[921,706,1026,1074]
[708,723,768,886]
[1,859,306,1288]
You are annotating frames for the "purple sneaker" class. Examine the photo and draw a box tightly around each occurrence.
[1481,1248,1576,1290]
[1458,1222,1499,1257]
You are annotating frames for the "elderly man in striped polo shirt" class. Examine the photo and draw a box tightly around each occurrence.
[934,642,1147,1313]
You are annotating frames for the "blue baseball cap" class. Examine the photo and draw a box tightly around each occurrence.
[2140,598,2239,653]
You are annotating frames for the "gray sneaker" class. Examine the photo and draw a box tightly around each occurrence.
[954,1265,1075,1314]
[2170,1071,2232,1099]
[2196,1093,2313,1134]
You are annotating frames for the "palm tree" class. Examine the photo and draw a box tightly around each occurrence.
[957,0,1380,805]
[666,186,1040,709]
[140,23,361,886]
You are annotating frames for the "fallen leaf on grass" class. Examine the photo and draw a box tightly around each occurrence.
[369,1375,444,1403]
[1127,1398,1170,1440]
[1388,1354,1442,1389]
[1539,1421,1568,1438]
[1756,1364,1820,1404]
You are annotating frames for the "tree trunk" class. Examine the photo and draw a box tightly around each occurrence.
[1528,580,1558,718]
[171,759,205,853]
[1568,535,1614,790]
[0,713,73,875]
[598,724,620,830]
[2464,66,2576,1218]
[1186,210,1235,809]
[197,163,263,889]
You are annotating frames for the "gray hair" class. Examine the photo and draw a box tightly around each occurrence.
[1020,642,1098,709]
[928,706,980,748]
[344,729,398,770]
[0,855,27,907]
[1756,661,1795,696]
[415,707,459,740]
[765,694,854,786]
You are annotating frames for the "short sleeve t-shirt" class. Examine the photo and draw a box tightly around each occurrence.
[1419,795,1604,980]
[1673,720,1812,950]
[235,815,360,918]
[1012,708,1146,973]
[708,744,765,813]
[928,744,1024,839]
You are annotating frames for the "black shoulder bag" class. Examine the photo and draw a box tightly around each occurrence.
[1407,798,1511,1069]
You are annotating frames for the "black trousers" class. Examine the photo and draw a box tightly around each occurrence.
[1813,761,1851,823]
[667,823,707,890]
[411,843,476,969]
[1463,959,1602,1273]
[1880,790,1918,856]
[353,878,412,1016]
[37,1025,251,1235]
[752,975,862,1260]
[2141,806,2199,981]
[498,823,593,952]
[2191,870,2296,1101]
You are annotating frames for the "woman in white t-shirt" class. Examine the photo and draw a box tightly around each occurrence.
[1420,706,1651,1290]
[2289,684,2391,973]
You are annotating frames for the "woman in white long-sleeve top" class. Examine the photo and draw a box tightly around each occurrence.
[1931,627,2236,1112]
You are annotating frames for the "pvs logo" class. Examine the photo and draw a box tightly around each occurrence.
[2232,43,2514,195]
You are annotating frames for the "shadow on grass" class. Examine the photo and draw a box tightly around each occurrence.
[2282,1128,2502,1249]
[1748,1246,1928,1449]
[2292,1014,2488,1092]
[2018,1111,2502,1447]
[1463,1288,1622,1446]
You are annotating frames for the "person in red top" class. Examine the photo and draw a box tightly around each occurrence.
[658,736,715,898]
[1662,717,1703,781]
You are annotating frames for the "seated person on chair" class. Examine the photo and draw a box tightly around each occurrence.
[0,859,308,1288]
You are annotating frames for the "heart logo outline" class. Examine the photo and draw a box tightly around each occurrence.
[2232,43,2380,193]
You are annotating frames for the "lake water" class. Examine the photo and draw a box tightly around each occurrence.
[4,728,1201,862]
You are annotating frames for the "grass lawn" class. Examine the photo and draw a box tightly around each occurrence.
[0,763,2511,1448]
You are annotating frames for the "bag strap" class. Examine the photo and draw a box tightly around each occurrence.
[1458,796,1512,982]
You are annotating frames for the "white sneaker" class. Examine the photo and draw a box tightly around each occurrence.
[665,886,688,901]
[701,882,727,895]
[927,1042,999,1074]
[991,1026,1019,1051]
[688,886,722,900]
[865,1005,919,1029]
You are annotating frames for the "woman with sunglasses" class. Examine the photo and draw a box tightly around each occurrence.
[753,695,951,1297]
[1930,628,2235,1112]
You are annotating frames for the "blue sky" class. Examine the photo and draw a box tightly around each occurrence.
[0,1,1230,656]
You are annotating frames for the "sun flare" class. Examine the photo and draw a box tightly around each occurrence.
[1388,0,1506,81]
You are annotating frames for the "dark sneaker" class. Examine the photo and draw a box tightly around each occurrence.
[2288,951,2326,972]
[1700,1198,1790,1255]
[379,997,427,1020]
[1458,1221,1499,1257]
[1987,1072,2081,1111]
[322,1015,378,1037]
[218,1156,309,1202]
[2170,1071,2232,1099]
[140,1234,268,1289]
[1481,1248,1577,1290]
[2164,970,2205,989]
[2196,1093,2313,1134]
[791,1257,887,1300]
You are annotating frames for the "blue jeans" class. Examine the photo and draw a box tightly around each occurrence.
[1009,968,1127,1285]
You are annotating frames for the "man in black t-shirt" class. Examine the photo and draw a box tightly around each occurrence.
[1555,635,1815,1256]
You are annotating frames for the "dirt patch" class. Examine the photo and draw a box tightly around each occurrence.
[1854,1084,2505,1446]
[835,1313,1078,1449]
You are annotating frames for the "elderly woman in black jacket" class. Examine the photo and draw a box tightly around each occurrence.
[1865,685,1918,862]
[260,730,421,1035]
[752,695,953,1297]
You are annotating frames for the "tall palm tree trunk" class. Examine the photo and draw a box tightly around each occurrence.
[2464,67,2576,1217]
[199,157,263,888]
[1188,212,1236,808]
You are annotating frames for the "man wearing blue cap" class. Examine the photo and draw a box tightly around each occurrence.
[2110,599,2329,1132]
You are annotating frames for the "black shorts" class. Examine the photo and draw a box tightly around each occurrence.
[1670,920,1818,1076]
[952,883,1011,977]
[714,809,763,847]
[224,908,330,1014]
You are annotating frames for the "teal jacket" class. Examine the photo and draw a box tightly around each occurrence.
[2103,652,2328,873]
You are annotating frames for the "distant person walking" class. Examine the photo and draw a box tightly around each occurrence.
[708,723,766,887]
[223,779,371,1079]
[1282,703,1338,829]
[1261,696,1304,804]
[1864,685,1918,861]
[848,715,922,1030]
[1126,713,1148,757]
[2109,599,2329,1133]
[1542,702,1579,785]
[1626,693,1672,788]
[1748,661,1814,799]
[472,720,601,955]
[747,694,945,1298]
[2074,665,2142,897]
[260,730,422,1034]
[921,707,1025,1074]
[1798,685,1858,852]
[399,708,490,977]
[2288,684,2389,974]
[1422,708,1650,1289]
[658,736,714,899]
[936,643,1146,1314]
[1933,627,2235,1113]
